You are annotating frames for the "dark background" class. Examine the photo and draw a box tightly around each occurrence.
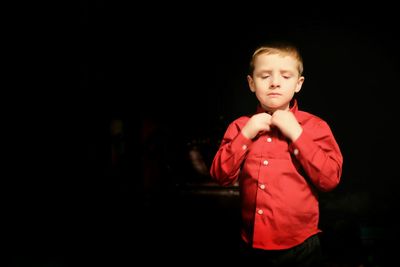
[6,1,400,266]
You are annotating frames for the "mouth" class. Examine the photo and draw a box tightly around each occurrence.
[267,93,281,97]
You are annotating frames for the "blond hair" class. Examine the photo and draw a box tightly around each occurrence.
[249,42,304,76]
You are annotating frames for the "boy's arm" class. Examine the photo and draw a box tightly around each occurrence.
[289,120,343,192]
[209,122,253,186]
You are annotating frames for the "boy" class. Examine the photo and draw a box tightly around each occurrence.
[210,42,343,266]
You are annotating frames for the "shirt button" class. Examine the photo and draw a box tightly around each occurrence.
[263,160,269,165]
[242,145,247,150]
[266,137,272,142]
[259,184,265,190]
[258,209,264,215]
[293,148,299,155]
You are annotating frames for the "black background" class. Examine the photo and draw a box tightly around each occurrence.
[5,2,400,266]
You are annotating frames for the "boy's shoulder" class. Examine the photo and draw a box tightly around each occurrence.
[296,109,329,127]
[225,114,252,129]
[297,109,321,119]
[232,114,252,123]
[235,114,252,122]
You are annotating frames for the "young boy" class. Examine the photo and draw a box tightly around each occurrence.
[209,42,343,266]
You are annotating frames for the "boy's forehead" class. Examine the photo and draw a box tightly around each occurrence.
[257,53,294,60]
[255,53,298,67]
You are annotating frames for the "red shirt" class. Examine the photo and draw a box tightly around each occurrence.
[210,100,343,250]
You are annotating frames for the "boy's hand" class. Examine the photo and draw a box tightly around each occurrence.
[241,112,272,139]
[271,110,303,141]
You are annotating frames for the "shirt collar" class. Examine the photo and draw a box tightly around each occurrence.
[255,99,298,114]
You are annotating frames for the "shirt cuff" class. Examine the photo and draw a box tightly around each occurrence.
[231,132,253,153]
[289,130,317,158]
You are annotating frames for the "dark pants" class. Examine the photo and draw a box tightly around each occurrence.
[239,234,322,267]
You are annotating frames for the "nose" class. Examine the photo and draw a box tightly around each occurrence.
[270,75,280,88]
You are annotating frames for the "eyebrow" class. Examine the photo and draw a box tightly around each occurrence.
[257,69,295,74]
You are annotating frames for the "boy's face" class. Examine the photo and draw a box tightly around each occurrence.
[247,53,304,113]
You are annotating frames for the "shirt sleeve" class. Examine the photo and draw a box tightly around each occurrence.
[289,120,343,192]
[210,121,253,186]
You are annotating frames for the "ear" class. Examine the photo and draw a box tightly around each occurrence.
[247,75,256,92]
[295,76,305,93]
